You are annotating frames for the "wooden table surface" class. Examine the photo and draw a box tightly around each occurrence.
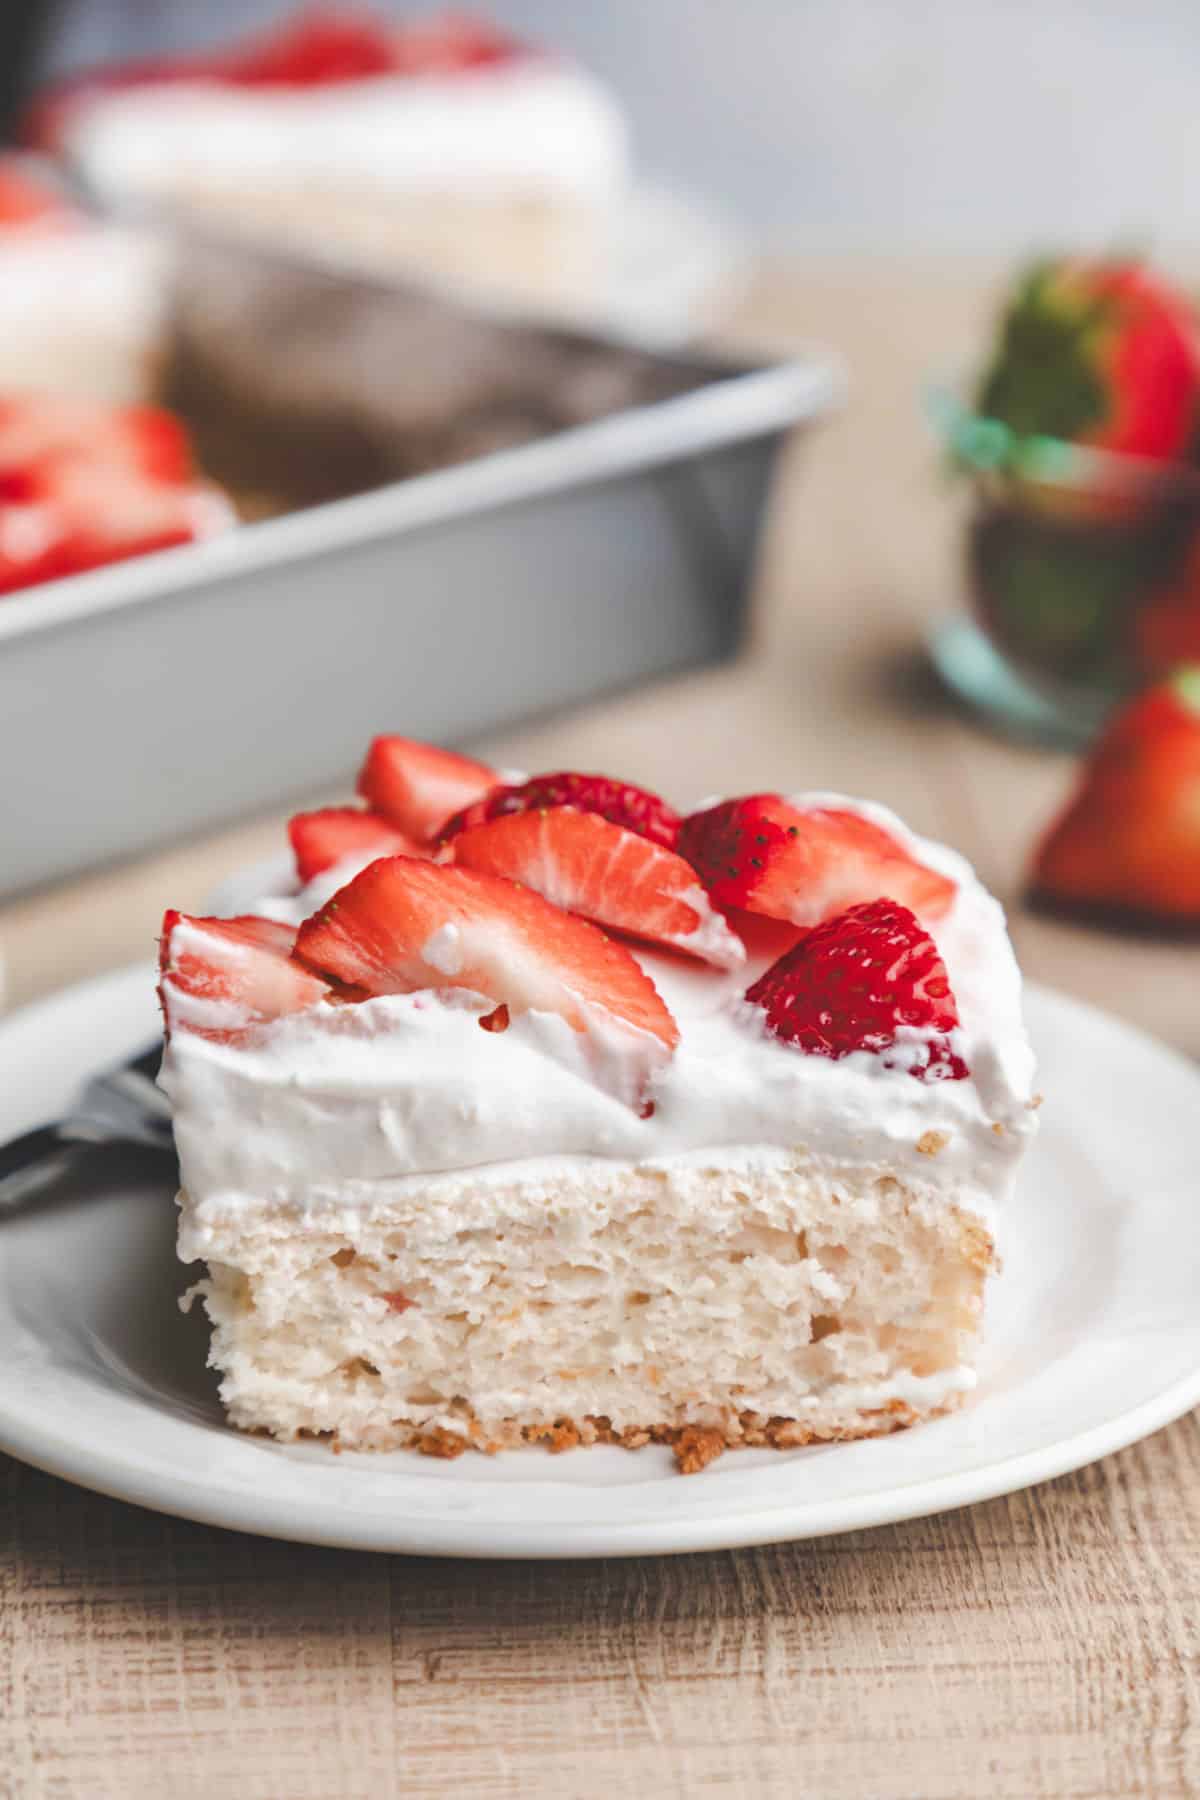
[3,263,1198,1799]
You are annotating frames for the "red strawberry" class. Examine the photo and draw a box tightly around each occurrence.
[288,808,421,885]
[390,14,522,73]
[977,259,1200,464]
[159,912,328,1043]
[448,807,744,969]
[0,473,211,596]
[356,736,497,841]
[0,159,70,228]
[23,14,521,149]
[0,396,194,484]
[216,12,399,85]
[0,395,221,594]
[294,857,679,1050]
[745,899,967,1081]
[679,795,956,927]
[1032,665,1200,922]
[437,769,681,850]
[1132,533,1200,676]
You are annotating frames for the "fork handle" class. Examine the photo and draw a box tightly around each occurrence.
[0,1128,93,1210]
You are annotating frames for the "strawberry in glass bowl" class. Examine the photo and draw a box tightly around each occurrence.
[930,257,1200,744]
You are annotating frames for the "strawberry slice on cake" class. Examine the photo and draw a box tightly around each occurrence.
[679,794,957,927]
[448,806,743,968]
[438,770,682,850]
[159,746,1037,1472]
[288,808,421,886]
[357,735,498,843]
[295,855,679,1049]
[159,914,329,1043]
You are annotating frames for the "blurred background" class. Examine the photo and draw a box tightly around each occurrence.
[34,0,1200,257]
[0,0,1197,1049]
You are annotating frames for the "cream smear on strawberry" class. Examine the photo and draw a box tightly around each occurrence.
[161,795,1038,1234]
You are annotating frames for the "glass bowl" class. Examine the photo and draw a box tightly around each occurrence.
[927,385,1200,744]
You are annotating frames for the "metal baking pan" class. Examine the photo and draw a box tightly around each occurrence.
[0,281,840,897]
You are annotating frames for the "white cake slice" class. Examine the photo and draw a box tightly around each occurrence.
[38,12,630,315]
[160,740,1037,1472]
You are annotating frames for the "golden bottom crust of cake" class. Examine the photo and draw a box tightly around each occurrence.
[245,1393,968,1476]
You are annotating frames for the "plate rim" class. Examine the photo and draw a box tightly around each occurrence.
[1,963,1198,1559]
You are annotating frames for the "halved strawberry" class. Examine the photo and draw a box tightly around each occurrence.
[1032,665,1200,921]
[356,736,497,842]
[437,769,681,850]
[448,807,743,969]
[288,808,420,886]
[294,857,679,1050]
[679,795,956,926]
[159,912,328,1043]
[745,899,967,1081]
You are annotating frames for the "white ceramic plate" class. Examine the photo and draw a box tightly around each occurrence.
[1,964,1197,1558]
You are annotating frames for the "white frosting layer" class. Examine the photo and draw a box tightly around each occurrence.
[0,225,167,401]
[162,795,1039,1227]
[66,60,630,203]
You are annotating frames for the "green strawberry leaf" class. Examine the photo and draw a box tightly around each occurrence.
[977,261,1113,444]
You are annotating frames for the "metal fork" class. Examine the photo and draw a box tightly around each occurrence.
[0,1045,176,1211]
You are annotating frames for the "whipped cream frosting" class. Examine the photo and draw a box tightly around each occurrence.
[0,224,167,402]
[162,795,1039,1227]
[66,60,630,204]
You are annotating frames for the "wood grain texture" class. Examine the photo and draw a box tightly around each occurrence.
[2,260,1198,1798]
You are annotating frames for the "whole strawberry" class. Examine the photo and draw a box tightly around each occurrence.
[978,259,1200,463]
[1032,665,1200,922]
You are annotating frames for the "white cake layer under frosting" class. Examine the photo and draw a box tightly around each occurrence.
[162,795,1038,1230]
[65,60,630,203]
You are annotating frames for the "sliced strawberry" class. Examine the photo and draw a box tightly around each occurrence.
[438,769,681,850]
[159,912,328,1043]
[0,396,194,484]
[1032,665,1200,921]
[24,14,523,150]
[356,736,497,842]
[0,397,227,595]
[294,857,679,1050]
[0,485,204,596]
[679,795,956,927]
[745,899,967,1081]
[389,15,523,73]
[448,807,743,969]
[0,159,71,228]
[215,11,399,85]
[288,807,420,886]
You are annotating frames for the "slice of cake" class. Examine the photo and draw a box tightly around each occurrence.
[159,738,1038,1472]
[33,10,630,315]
